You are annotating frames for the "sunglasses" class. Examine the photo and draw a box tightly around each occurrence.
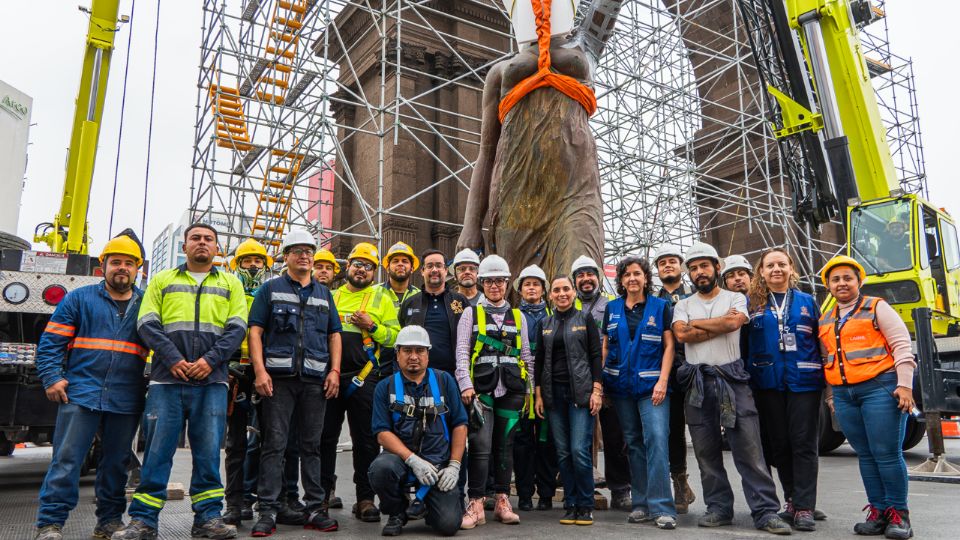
[350,260,376,271]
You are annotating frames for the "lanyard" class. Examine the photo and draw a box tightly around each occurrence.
[768,289,792,334]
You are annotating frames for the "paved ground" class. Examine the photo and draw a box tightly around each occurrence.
[1,435,958,539]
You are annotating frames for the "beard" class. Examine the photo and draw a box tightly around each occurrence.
[347,273,373,289]
[388,270,410,283]
[107,273,132,292]
[695,277,718,294]
[660,273,680,285]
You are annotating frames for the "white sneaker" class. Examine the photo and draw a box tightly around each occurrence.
[656,515,678,530]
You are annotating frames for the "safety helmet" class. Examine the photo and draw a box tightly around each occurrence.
[394,325,432,350]
[279,229,316,254]
[820,255,866,285]
[229,238,273,270]
[514,264,547,292]
[684,242,720,267]
[100,234,144,267]
[654,244,684,265]
[348,242,380,267]
[570,255,601,277]
[478,254,511,279]
[313,248,341,274]
[384,242,420,272]
[722,254,753,278]
[453,248,481,268]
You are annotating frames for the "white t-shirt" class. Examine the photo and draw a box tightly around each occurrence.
[188,271,209,285]
[673,289,748,366]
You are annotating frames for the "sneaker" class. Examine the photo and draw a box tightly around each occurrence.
[883,508,913,539]
[518,497,534,511]
[854,504,888,536]
[353,499,381,522]
[779,501,796,523]
[794,510,816,532]
[92,520,124,539]
[190,517,237,539]
[656,515,678,530]
[305,509,339,532]
[493,493,520,524]
[760,515,793,535]
[110,520,157,540]
[559,508,577,525]
[813,509,827,521]
[536,498,553,511]
[34,525,62,540]
[610,490,632,511]
[698,512,733,527]
[222,506,243,526]
[627,509,652,524]
[382,513,407,536]
[276,504,306,526]
[240,501,254,521]
[574,508,594,526]
[460,498,486,529]
[251,513,276,538]
[406,498,426,520]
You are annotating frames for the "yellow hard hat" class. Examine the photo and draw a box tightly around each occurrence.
[313,248,341,274]
[348,242,380,267]
[229,238,273,270]
[100,235,144,267]
[820,255,866,285]
[384,242,419,271]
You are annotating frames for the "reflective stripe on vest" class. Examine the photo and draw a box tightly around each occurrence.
[334,289,379,396]
[469,305,526,382]
[818,296,895,386]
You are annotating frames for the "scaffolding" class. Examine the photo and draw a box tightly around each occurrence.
[190,0,927,280]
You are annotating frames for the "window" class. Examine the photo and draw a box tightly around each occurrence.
[941,219,960,270]
[850,199,913,274]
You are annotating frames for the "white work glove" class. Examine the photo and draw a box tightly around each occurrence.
[436,460,461,492]
[405,454,439,486]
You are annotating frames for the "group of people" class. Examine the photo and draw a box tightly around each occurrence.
[31,223,918,540]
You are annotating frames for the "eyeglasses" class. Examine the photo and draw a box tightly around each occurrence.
[350,260,376,271]
[287,247,315,257]
[483,278,508,287]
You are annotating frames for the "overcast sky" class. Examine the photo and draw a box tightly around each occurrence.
[1,1,957,256]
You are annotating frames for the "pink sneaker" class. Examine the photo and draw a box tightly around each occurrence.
[494,493,520,524]
[461,498,486,529]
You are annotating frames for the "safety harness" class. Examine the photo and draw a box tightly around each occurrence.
[334,289,380,397]
[389,368,450,502]
[470,306,534,419]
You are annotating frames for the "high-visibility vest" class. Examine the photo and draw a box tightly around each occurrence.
[818,296,895,386]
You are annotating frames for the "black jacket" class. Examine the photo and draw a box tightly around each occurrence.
[537,309,601,408]
[399,288,469,336]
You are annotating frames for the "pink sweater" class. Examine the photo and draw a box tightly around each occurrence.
[832,297,915,389]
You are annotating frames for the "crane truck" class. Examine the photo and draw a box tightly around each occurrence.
[736,0,960,458]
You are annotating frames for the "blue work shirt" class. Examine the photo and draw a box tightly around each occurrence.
[35,282,148,414]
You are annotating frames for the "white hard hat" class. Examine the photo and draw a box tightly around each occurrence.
[654,244,684,264]
[514,264,547,292]
[453,248,481,268]
[478,254,511,279]
[684,242,720,266]
[570,255,600,277]
[280,229,316,254]
[722,254,753,277]
[395,325,432,349]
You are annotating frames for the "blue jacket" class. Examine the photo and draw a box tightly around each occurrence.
[518,301,551,352]
[35,282,148,414]
[602,296,669,398]
[746,288,824,392]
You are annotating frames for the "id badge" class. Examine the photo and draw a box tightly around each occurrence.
[781,332,798,352]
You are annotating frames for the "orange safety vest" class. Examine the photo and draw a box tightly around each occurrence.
[818,296,895,386]
[497,0,598,123]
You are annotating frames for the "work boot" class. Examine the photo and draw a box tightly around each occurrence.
[883,508,913,539]
[250,513,277,538]
[536,497,553,511]
[110,519,157,540]
[460,498,486,529]
[627,509,651,523]
[671,472,695,514]
[854,504,888,535]
[813,509,827,521]
[190,517,237,539]
[353,499,381,522]
[92,520,125,539]
[794,510,816,532]
[276,502,306,526]
[655,515,678,530]
[698,512,733,528]
[759,515,793,535]
[406,497,426,520]
[518,497,534,511]
[610,490,632,511]
[240,500,255,521]
[779,500,796,523]
[305,509,339,532]
[381,513,407,536]
[327,485,343,509]
[34,525,62,540]
[221,506,242,526]
[286,495,305,513]
[494,493,520,524]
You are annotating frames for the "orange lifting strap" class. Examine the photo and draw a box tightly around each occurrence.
[497,0,598,124]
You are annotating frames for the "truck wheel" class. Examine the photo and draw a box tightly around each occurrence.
[0,231,31,251]
[79,435,102,476]
[818,401,846,455]
[901,416,926,451]
[0,434,15,457]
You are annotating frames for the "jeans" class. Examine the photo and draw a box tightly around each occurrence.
[548,384,595,509]
[686,374,780,527]
[613,395,676,517]
[36,404,140,527]
[258,378,327,512]
[832,372,908,510]
[466,392,525,499]
[598,402,631,494]
[320,372,379,502]
[754,389,821,510]
[128,383,227,528]
[368,453,462,536]
[514,416,558,500]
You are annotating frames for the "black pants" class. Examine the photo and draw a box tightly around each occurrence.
[368,453,462,536]
[224,373,254,508]
[242,404,300,502]
[258,378,327,513]
[514,417,558,500]
[599,402,631,494]
[668,378,689,475]
[754,389,821,510]
[467,392,525,499]
[320,373,379,502]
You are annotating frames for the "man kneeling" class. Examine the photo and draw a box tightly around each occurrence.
[369,326,467,536]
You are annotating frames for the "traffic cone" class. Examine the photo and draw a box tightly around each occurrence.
[942,417,960,439]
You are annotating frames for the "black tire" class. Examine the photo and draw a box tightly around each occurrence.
[0,434,14,457]
[0,231,31,251]
[818,400,846,455]
[79,435,102,477]
[902,416,925,451]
